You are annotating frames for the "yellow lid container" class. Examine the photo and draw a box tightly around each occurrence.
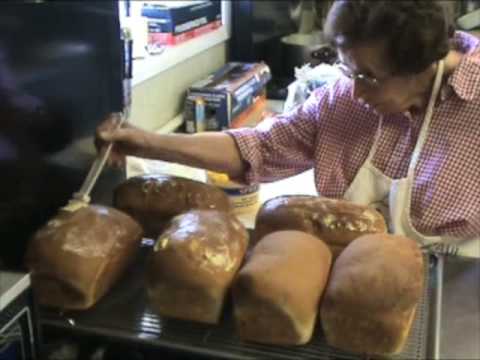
[206,171,260,215]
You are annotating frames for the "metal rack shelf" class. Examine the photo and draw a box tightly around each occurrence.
[39,243,433,359]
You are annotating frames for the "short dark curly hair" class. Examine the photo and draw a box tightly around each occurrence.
[324,0,454,75]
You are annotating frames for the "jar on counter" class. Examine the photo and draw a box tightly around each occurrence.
[206,171,260,215]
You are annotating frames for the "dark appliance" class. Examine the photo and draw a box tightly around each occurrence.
[0,0,126,270]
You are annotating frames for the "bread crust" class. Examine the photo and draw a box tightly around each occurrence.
[320,233,424,355]
[233,230,332,345]
[147,210,248,324]
[114,175,231,238]
[254,195,387,257]
[25,205,143,310]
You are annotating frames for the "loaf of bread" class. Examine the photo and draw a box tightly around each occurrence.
[147,209,248,324]
[232,230,332,345]
[254,195,387,258]
[320,233,424,356]
[25,205,143,310]
[114,175,231,239]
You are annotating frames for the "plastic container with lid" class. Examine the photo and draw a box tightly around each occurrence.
[206,171,260,215]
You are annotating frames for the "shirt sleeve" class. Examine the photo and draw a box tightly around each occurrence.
[225,87,330,184]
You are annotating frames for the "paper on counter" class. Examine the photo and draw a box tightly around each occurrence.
[126,156,207,182]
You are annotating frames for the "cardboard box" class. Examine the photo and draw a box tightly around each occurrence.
[229,92,268,129]
[183,62,271,133]
[142,1,221,34]
[148,19,221,46]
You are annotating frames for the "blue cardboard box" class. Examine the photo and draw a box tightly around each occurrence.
[142,0,221,35]
[184,62,271,133]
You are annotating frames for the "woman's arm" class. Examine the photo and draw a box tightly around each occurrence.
[96,120,246,179]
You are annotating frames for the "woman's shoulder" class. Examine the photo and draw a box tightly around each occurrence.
[310,77,371,119]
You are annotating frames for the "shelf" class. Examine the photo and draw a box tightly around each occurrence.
[132,26,229,87]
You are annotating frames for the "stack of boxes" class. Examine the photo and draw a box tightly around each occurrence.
[142,0,222,47]
[183,62,272,133]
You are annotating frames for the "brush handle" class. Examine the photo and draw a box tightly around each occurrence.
[73,112,126,203]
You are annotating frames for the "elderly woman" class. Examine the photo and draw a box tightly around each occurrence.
[97,1,480,257]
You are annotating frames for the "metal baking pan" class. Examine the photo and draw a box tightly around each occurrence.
[39,240,435,360]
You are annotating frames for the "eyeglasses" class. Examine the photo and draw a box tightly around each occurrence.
[334,61,381,87]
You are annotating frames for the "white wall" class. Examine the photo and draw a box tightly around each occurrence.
[129,42,227,131]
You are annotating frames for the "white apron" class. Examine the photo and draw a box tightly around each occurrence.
[344,60,479,258]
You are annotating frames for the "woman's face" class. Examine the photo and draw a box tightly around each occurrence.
[337,41,434,115]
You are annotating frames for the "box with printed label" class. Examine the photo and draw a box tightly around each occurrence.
[148,19,222,46]
[183,62,271,133]
[142,1,221,34]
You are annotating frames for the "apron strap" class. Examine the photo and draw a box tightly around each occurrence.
[407,60,445,176]
[364,117,383,163]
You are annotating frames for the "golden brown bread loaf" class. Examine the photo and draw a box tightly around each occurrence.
[113,174,231,238]
[25,205,143,310]
[147,209,248,324]
[232,230,332,345]
[320,233,424,356]
[254,195,387,258]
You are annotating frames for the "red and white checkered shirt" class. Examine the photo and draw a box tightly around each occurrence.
[227,31,480,239]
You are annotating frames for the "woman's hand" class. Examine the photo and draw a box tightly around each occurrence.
[94,114,152,168]
[94,113,245,178]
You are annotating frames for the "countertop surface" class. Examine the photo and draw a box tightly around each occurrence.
[0,271,30,311]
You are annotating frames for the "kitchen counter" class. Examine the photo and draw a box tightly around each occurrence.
[0,272,30,312]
